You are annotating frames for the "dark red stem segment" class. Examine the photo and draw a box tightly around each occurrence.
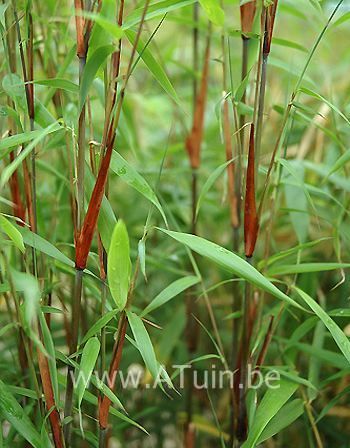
[240,0,256,37]
[185,31,211,169]
[244,124,259,258]
[263,0,279,56]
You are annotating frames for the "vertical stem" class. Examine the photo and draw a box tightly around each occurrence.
[64,3,89,439]
[236,257,252,441]
[254,53,268,173]
[185,4,199,445]
[77,56,87,230]
[239,36,250,145]
[63,268,83,443]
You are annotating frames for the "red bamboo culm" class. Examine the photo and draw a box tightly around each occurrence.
[244,124,259,258]
[240,0,256,36]
[186,31,211,169]
[263,0,279,56]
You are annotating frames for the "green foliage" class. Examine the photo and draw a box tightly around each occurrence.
[0,0,349,446]
[108,220,131,311]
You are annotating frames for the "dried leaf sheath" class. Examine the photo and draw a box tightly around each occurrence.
[75,137,115,270]
[185,31,211,169]
[263,0,279,56]
[9,151,25,223]
[240,1,256,36]
[244,124,259,258]
[74,0,86,58]
[37,347,64,448]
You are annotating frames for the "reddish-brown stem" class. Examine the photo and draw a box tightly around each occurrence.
[98,312,128,430]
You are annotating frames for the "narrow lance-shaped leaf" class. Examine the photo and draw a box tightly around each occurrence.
[263,0,279,56]
[79,44,115,111]
[110,151,167,226]
[141,276,200,316]
[124,29,179,105]
[107,220,131,311]
[77,337,101,408]
[124,0,196,28]
[196,158,235,220]
[240,0,257,36]
[126,311,160,382]
[199,0,225,26]
[0,380,42,448]
[1,121,61,187]
[241,379,298,448]
[244,124,259,257]
[0,214,25,252]
[268,262,350,277]
[16,224,75,267]
[295,287,350,365]
[257,399,304,444]
[158,228,305,310]
[81,309,119,345]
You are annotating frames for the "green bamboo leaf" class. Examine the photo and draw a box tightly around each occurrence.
[87,0,117,54]
[331,10,350,28]
[16,224,74,267]
[79,44,115,111]
[199,0,224,26]
[0,380,42,448]
[108,220,131,311]
[84,13,123,44]
[125,29,179,105]
[0,124,61,159]
[0,1,9,26]
[141,275,200,316]
[242,380,299,448]
[268,262,350,277]
[289,342,348,370]
[34,78,79,93]
[0,215,25,252]
[272,37,308,52]
[295,287,350,365]
[2,73,26,110]
[196,159,234,219]
[126,311,159,381]
[326,149,350,178]
[1,121,61,187]
[44,44,77,105]
[81,309,119,345]
[73,381,144,432]
[77,337,100,408]
[11,270,40,333]
[299,87,350,126]
[93,376,125,411]
[110,151,167,225]
[33,101,56,128]
[316,385,350,422]
[0,322,17,338]
[257,399,304,443]
[158,229,305,310]
[123,0,196,28]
